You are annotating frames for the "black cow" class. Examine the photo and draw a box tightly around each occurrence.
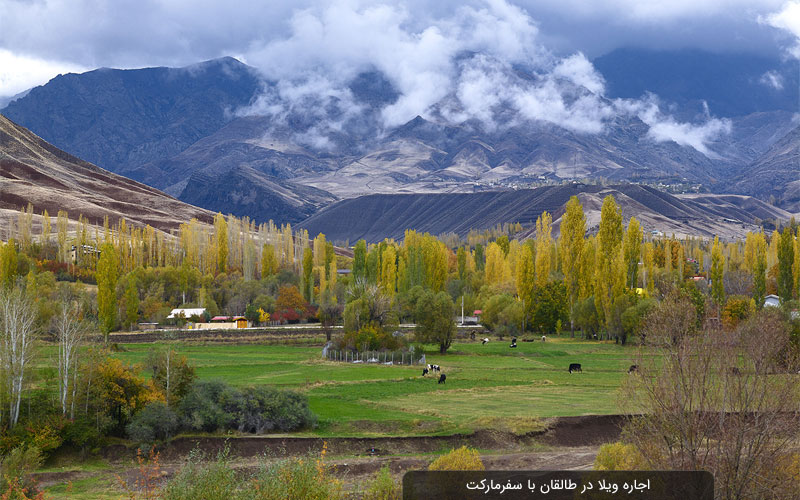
[422,368,429,376]
[482,338,490,345]
[438,373,446,384]
[510,338,517,348]
[431,364,440,372]
[568,363,582,374]
[628,365,638,374]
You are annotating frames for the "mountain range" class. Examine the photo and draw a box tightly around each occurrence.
[1,49,798,235]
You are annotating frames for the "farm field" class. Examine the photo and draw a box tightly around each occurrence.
[108,337,640,437]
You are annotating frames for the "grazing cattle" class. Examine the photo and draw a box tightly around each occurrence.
[542,336,546,342]
[438,373,446,384]
[422,368,429,377]
[482,338,490,345]
[432,364,441,372]
[568,363,582,374]
[510,337,517,348]
[628,365,639,374]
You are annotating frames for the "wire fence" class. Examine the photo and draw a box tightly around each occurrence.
[323,349,426,366]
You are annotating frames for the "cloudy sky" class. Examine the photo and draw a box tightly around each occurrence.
[1,0,798,99]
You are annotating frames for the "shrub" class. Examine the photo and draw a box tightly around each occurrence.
[178,380,234,433]
[126,401,179,445]
[177,380,315,434]
[428,446,484,471]
[247,444,342,500]
[594,442,646,471]
[228,387,316,434]
[361,465,400,500]
[0,445,43,498]
[161,449,238,500]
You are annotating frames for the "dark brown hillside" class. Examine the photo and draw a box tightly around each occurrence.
[298,183,792,243]
[0,114,213,230]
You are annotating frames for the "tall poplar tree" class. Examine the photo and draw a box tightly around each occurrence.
[710,236,725,306]
[623,217,642,289]
[302,247,314,302]
[777,226,795,302]
[559,196,585,331]
[535,211,553,287]
[353,240,367,282]
[595,195,623,329]
[213,213,228,273]
[261,244,277,278]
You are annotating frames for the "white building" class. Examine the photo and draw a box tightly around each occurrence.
[167,308,207,319]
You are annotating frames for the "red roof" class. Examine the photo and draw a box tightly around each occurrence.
[211,316,231,321]
[473,310,482,315]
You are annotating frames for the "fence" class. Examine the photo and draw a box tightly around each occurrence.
[324,349,426,366]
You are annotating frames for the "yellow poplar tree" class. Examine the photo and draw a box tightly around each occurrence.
[595,195,623,329]
[213,213,228,273]
[535,211,553,287]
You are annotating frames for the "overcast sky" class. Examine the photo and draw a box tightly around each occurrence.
[1,0,799,99]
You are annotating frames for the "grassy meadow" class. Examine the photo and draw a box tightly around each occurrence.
[106,337,640,437]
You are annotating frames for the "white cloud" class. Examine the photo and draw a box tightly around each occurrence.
[760,1,800,58]
[618,96,732,157]
[760,70,785,89]
[0,49,85,98]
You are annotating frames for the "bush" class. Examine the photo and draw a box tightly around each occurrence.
[428,446,484,471]
[178,380,234,433]
[177,381,315,434]
[594,442,646,471]
[229,387,316,434]
[247,444,342,500]
[0,445,43,498]
[361,465,400,500]
[126,401,179,445]
[161,449,238,500]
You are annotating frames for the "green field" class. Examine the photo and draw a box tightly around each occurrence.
[110,338,638,436]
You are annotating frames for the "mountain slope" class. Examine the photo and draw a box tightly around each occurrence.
[1,57,261,172]
[0,114,213,230]
[178,165,337,224]
[725,126,800,212]
[298,184,792,243]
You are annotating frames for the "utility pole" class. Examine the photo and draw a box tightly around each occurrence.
[461,295,464,325]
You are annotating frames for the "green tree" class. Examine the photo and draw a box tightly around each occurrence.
[777,226,795,302]
[473,243,485,271]
[623,217,642,289]
[457,247,467,281]
[711,236,725,306]
[530,281,568,334]
[560,196,585,332]
[353,240,367,282]
[414,290,456,354]
[753,238,767,308]
[97,243,119,340]
[596,195,624,330]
